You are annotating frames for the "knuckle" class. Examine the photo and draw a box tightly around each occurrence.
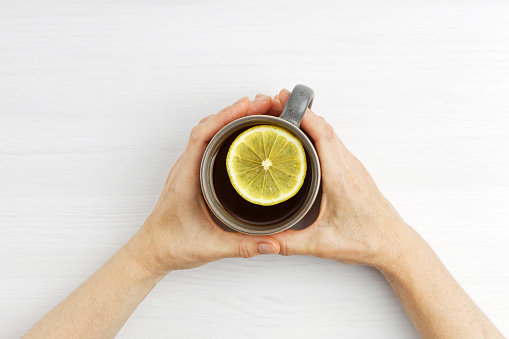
[188,125,203,144]
[276,237,292,256]
[238,240,253,258]
[199,114,213,124]
[317,218,332,229]
[323,123,336,141]
[280,241,291,256]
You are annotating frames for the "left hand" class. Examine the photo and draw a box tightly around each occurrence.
[126,95,281,275]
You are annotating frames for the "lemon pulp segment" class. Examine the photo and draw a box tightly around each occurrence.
[226,125,307,206]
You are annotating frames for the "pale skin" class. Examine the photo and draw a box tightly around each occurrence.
[24,90,504,339]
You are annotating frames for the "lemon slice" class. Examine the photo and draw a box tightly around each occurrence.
[226,125,307,206]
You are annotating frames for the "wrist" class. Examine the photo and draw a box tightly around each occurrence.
[124,225,172,278]
[118,243,166,288]
[375,223,429,277]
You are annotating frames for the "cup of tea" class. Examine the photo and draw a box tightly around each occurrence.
[200,84,321,235]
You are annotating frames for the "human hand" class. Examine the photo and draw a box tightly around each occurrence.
[271,89,414,270]
[126,95,281,275]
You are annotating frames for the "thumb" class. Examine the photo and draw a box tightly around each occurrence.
[271,227,317,256]
[217,231,281,258]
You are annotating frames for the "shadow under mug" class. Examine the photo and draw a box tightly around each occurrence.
[200,84,321,235]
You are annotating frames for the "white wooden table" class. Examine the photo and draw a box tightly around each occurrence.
[1,1,508,338]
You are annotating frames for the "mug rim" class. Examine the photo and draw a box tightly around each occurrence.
[200,115,321,235]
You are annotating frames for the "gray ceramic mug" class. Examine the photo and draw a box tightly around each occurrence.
[200,84,320,235]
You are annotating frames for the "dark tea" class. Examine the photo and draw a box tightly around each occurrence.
[212,126,312,226]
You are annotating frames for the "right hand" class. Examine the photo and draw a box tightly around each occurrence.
[271,89,415,270]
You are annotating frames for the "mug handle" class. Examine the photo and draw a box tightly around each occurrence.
[279,84,315,127]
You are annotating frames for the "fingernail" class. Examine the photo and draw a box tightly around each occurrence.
[234,96,248,105]
[255,93,266,98]
[254,95,271,102]
[258,243,277,254]
[282,88,291,96]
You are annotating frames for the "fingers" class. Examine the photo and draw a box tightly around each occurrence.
[181,97,251,176]
[268,98,282,116]
[271,227,318,256]
[180,95,275,184]
[300,109,333,144]
[199,95,272,125]
[277,88,344,180]
[199,114,214,124]
[190,95,273,147]
[246,94,273,115]
[276,88,291,107]
[268,88,290,116]
[275,87,333,145]
[191,97,251,146]
[217,231,281,258]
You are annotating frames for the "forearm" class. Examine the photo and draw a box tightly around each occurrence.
[24,237,165,338]
[379,226,503,338]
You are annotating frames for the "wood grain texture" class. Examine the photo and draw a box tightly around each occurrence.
[1,1,508,338]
